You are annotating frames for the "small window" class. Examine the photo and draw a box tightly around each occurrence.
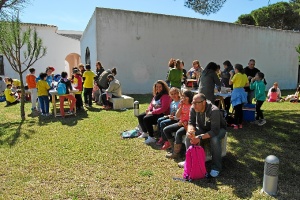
[85,47,91,65]
[0,55,4,75]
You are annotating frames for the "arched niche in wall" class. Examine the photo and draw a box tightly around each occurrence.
[85,47,91,65]
[65,53,81,77]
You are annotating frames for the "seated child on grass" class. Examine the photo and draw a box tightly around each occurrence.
[284,86,300,102]
[4,84,19,106]
[268,88,278,102]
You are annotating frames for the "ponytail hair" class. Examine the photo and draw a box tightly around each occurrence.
[234,64,245,74]
[256,72,267,85]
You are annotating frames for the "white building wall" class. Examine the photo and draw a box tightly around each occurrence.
[3,24,80,81]
[91,8,300,94]
[81,11,98,70]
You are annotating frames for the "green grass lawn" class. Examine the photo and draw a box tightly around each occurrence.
[0,91,299,200]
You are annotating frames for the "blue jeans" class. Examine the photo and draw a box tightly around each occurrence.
[185,128,226,172]
[164,123,186,144]
[38,95,49,114]
[157,117,178,140]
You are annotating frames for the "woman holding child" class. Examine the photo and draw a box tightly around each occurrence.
[137,80,172,144]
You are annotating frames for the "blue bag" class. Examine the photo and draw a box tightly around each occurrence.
[57,82,66,95]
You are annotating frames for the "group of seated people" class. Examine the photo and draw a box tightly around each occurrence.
[137,80,227,178]
[135,58,300,178]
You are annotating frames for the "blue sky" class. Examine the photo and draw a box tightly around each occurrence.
[20,0,287,31]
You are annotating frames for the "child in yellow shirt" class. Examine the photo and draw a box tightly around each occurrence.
[37,73,50,116]
[4,84,19,106]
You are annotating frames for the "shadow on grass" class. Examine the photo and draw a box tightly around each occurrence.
[37,109,89,127]
[0,120,36,146]
[170,110,299,199]
[217,110,300,199]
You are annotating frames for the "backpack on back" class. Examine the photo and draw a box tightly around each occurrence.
[57,82,66,95]
[183,145,207,181]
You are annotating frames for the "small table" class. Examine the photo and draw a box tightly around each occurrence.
[214,92,231,110]
[49,89,78,117]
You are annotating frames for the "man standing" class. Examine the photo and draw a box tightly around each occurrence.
[244,59,261,104]
[182,93,227,178]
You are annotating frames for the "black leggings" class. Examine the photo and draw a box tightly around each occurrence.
[256,100,264,120]
[137,112,164,137]
[234,104,243,125]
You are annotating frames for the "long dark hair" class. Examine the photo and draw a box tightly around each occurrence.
[223,60,232,67]
[256,72,267,85]
[235,64,245,74]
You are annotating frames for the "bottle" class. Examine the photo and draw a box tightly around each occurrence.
[133,101,139,117]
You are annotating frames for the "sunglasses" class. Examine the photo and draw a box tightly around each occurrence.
[192,100,204,105]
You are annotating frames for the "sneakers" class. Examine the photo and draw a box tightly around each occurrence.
[258,119,266,126]
[85,104,90,108]
[138,132,149,138]
[156,137,164,145]
[210,170,220,178]
[67,110,74,115]
[178,161,185,168]
[144,136,156,145]
[251,120,260,125]
[45,113,51,116]
[161,141,171,150]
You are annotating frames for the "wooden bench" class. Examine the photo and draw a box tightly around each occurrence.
[109,95,134,110]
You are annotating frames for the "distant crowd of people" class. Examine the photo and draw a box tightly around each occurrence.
[0,61,122,117]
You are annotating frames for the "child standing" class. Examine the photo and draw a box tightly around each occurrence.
[229,64,249,129]
[82,64,95,107]
[72,68,83,111]
[37,73,50,116]
[164,90,193,159]
[250,72,266,126]
[26,68,38,111]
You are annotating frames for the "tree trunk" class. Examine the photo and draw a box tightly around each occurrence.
[19,72,26,120]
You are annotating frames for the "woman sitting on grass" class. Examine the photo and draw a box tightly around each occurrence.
[156,87,181,149]
[163,90,193,159]
[284,86,300,102]
[137,80,172,145]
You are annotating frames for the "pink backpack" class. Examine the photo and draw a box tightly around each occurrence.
[183,145,207,180]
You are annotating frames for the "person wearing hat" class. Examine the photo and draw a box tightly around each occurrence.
[72,68,83,111]
[101,74,122,109]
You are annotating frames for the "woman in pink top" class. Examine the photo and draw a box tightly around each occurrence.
[138,80,172,144]
[163,90,194,159]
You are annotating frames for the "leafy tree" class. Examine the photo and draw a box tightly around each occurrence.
[0,0,29,19]
[184,0,227,15]
[182,0,273,15]
[296,44,300,62]
[0,16,46,120]
[251,2,300,30]
[236,14,256,25]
